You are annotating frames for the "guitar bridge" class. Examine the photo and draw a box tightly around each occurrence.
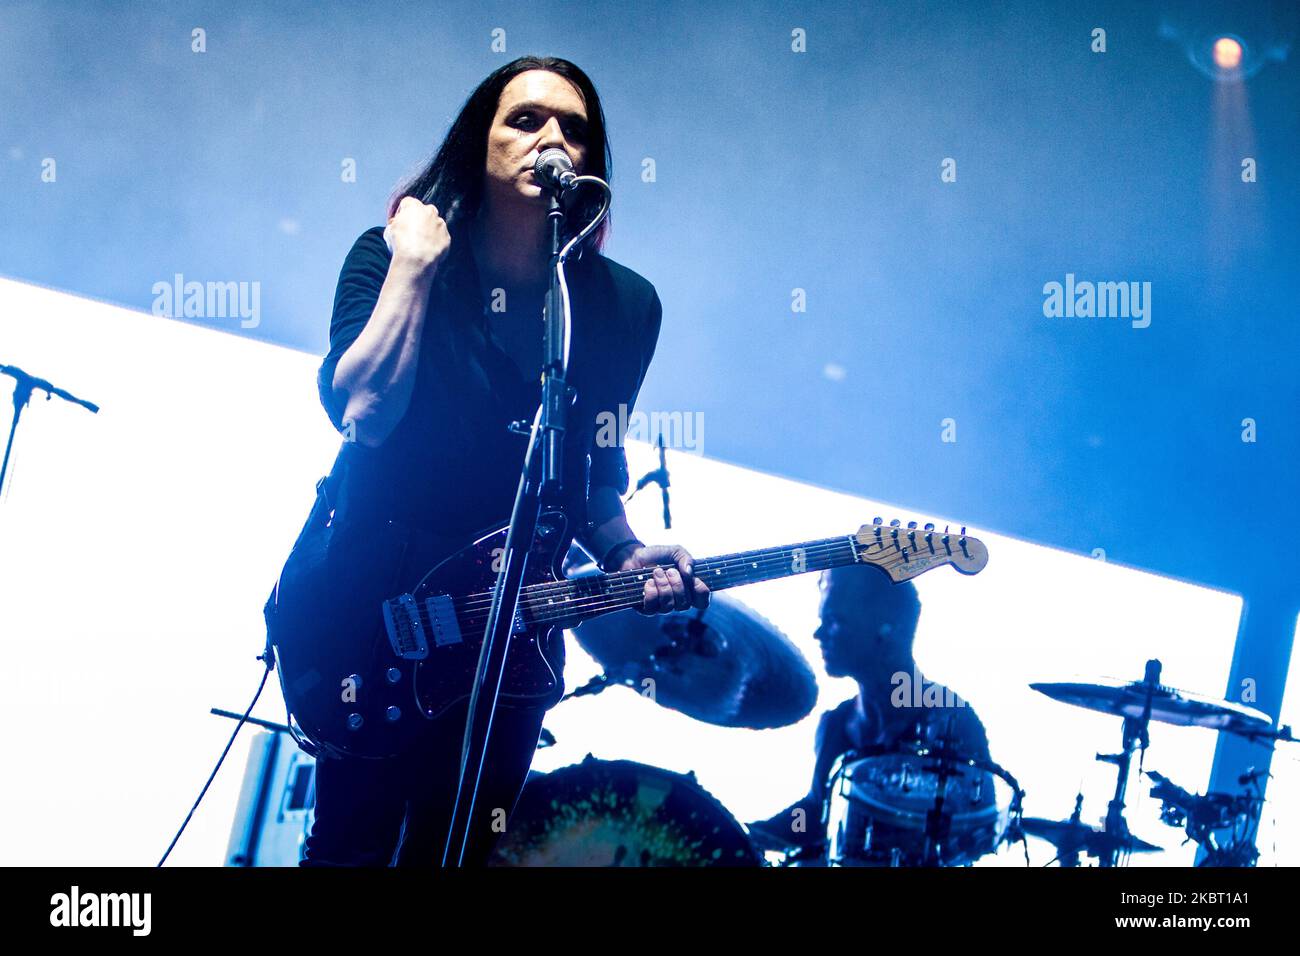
[382,593,429,660]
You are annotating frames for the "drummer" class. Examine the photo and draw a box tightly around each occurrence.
[748,564,991,853]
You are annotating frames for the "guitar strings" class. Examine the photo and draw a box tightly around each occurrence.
[441,537,956,625]
[446,539,857,622]
[522,528,970,603]
[454,531,971,621]
[403,535,962,630]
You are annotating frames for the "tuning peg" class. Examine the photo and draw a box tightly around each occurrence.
[889,518,901,527]
[960,526,967,537]
[907,521,918,529]
[924,523,935,532]
[873,517,883,525]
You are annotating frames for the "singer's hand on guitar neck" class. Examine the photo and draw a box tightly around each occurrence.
[616,544,711,615]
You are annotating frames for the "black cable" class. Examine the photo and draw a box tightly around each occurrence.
[157,651,274,867]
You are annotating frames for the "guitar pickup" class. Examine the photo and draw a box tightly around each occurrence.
[424,594,464,647]
[382,593,429,660]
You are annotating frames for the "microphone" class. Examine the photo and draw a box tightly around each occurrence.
[533,147,579,193]
[629,433,672,529]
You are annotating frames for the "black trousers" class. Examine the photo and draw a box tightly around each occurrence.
[302,703,545,867]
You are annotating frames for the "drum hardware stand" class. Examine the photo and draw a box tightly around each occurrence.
[1236,724,1297,746]
[920,718,963,866]
[210,707,291,735]
[1148,768,1266,867]
[1050,793,1089,868]
[562,671,619,701]
[1095,658,1162,867]
[560,656,647,702]
[921,770,955,866]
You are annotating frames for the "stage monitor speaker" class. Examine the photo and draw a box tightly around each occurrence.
[225,730,316,866]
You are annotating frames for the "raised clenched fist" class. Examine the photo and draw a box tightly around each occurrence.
[384,196,451,275]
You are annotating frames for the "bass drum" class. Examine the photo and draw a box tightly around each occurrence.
[490,757,762,867]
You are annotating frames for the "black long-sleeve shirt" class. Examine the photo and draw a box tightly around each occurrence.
[319,226,661,542]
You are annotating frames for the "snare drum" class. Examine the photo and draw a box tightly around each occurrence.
[825,741,1022,867]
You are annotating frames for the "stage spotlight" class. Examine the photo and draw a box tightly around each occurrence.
[1212,35,1243,71]
[1175,29,1281,82]
[1159,6,1293,83]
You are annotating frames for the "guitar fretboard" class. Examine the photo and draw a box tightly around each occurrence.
[406,522,981,637]
[510,535,864,626]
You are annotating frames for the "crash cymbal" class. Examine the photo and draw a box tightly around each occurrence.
[1022,817,1162,856]
[1029,678,1272,737]
[568,589,818,729]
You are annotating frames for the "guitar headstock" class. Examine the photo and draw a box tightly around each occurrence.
[853,518,988,582]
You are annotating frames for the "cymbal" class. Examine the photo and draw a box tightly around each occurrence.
[1022,817,1162,856]
[568,588,818,729]
[1029,678,1272,736]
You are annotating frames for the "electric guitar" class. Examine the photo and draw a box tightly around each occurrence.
[267,513,988,759]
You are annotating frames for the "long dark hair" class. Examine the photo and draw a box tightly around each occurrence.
[388,56,613,270]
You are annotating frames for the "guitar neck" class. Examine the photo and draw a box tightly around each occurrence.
[680,536,860,593]
[446,521,983,631]
[522,535,861,626]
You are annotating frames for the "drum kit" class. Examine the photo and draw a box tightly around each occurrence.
[489,573,1296,868]
[1024,659,1286,868]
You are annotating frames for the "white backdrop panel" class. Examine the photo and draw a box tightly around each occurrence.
[0,278,1243,866]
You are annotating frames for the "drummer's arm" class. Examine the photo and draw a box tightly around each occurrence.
[750,794,823,845]
[750,711,838,844]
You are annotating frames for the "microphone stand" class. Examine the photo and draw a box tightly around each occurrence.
[0,363,99,503]
[627,432,672,529]
[441,190,573,867]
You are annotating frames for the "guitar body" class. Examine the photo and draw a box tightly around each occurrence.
[268,512,571,760]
